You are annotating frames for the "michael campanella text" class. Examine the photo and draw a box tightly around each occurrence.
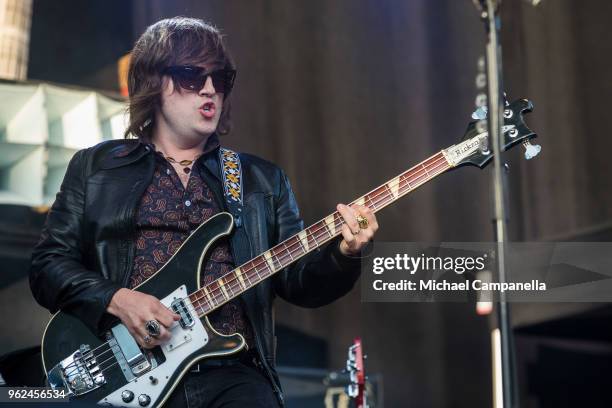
[373,279,547,292]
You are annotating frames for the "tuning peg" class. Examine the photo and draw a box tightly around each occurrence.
[472,106,488,120]
[523,141,541,160]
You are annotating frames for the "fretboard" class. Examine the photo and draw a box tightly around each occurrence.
[188,151,452,317]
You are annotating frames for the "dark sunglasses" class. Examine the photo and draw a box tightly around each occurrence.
[163,66,236,94]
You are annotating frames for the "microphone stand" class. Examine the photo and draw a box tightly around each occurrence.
[472,1,519,407]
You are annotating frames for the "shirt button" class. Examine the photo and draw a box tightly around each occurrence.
[166,169,171,175]
[185,200,191,207]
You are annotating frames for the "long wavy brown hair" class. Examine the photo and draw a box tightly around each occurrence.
[124,17,235,140]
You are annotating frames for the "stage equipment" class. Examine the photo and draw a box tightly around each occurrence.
[0,81,126,207]
[325,338,372,408]
[346,338,367,408]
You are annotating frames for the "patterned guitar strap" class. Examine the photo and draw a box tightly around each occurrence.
[219,147,244,226]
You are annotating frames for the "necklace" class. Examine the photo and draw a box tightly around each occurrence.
[162,153,202,174]
[165,156,196,174]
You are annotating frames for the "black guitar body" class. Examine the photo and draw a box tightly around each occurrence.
[41,212,246,407]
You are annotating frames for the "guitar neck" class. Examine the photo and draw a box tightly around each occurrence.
[188,151,452,317]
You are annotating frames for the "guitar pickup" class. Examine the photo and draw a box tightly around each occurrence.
[171,297,195,329]
[110,324,150,377]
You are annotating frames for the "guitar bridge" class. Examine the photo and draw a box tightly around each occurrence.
[47,344,105,397]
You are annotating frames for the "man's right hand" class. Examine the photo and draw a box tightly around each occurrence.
[106,288,180,349]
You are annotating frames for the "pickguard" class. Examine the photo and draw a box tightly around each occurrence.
[99,285,208,406]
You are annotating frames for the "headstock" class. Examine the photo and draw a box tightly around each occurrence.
[346,338,367,408]
[442,99,540,169]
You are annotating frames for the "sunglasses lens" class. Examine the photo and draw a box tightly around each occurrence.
[174,67,205,91]
[167,67,235,94]
[209,71,227,93]
[209,70,235,94]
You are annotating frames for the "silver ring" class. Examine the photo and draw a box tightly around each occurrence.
[145,319,161,337]
[143,335,152,344]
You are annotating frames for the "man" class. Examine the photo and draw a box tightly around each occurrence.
[30,17,378,407]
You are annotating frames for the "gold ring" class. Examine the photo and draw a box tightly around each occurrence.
[356,215,369,229]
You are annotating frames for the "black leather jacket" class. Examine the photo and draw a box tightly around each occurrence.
[29,139,361,404]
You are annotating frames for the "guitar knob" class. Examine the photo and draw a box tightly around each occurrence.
[523,141,541,160]
[121,390,134,403]
[138,394,151,406]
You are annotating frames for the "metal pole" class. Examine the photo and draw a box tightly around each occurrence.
[477,0,519,406]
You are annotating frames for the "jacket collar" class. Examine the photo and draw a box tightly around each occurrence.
[196,133,222,181]
[111,140,142,158]
[98,140,149,170]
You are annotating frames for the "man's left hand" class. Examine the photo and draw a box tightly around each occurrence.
[336,204,379,256]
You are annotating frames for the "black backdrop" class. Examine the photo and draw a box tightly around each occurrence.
[22,0,612,406]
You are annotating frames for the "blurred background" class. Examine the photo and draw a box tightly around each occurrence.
[1,0,612,407]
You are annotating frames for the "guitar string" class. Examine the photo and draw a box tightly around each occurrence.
[57,299,213,376]
[83,353,121,377]
[56,285,219,375]
[63,348,114,377]
[59,298,208,378]
[58,298,208,377]
[70,291,193,364]
[187,153,450,314]
[187,155,450,315]
[186,164,453,320]
[60,344,115,378]
[187,153,449,312]
[53,153,450,382]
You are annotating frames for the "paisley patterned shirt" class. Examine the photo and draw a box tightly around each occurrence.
[128,149,254,347]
